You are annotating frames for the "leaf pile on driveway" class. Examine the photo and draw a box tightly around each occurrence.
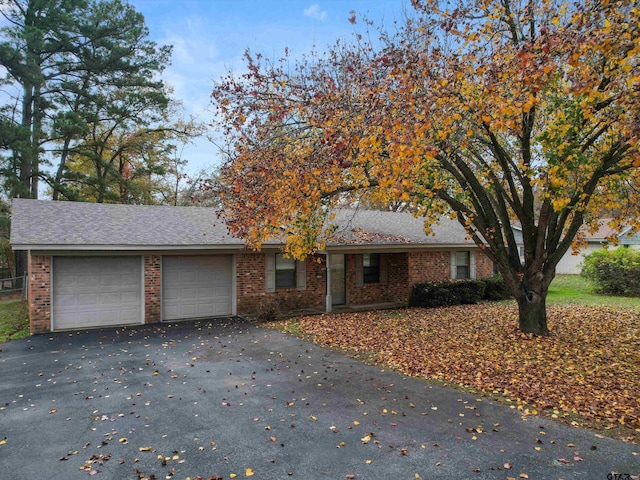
[278,303,640,442]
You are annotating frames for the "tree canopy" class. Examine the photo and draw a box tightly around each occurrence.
[0,0,197,203]
[211,0,640,334]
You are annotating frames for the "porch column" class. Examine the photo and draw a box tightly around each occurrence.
[325,253,332,313]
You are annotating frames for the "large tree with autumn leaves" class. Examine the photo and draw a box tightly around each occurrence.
[212,0,640,335]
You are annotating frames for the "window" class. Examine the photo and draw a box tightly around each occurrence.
[455,251,470,279]
[363,253,380,283]
[275,254,296,289]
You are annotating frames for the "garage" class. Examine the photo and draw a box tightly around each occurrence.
[162,255,233,320]
[53,256,142,330]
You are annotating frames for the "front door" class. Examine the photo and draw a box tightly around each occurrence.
[329,254,346,305]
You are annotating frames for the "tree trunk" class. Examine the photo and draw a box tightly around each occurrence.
[517,285,550,335]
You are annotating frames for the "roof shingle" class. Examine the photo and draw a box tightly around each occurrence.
[10,199,475,250]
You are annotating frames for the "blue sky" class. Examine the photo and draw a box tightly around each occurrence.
[128,0,408,175]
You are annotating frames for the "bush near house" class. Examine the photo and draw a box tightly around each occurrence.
[581,248,640,296]
[480,275,511,301]
[409,276,510,308]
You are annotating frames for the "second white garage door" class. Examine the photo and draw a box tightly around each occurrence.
[162,255,233,320]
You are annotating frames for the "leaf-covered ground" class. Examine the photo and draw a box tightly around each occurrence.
[277,304,640,442]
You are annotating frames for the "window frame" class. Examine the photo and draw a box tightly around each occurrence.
[455,251,471,280]
[275,254,297,289]
[362,253,381,284]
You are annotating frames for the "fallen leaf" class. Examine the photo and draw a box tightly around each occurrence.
[284,304,640,441]
[245,468,254,477]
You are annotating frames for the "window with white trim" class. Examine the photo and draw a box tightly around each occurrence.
[455,251,471,279]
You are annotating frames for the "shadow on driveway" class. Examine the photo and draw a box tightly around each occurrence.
[0,318,638,479]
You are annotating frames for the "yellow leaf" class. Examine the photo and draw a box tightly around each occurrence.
[0,438,6,446]
[139,446,152,452]
[230,474,237,479]
[119,438,128,444]
[246,468,255,477]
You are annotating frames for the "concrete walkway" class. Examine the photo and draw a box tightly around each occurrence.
[0,318,638,479]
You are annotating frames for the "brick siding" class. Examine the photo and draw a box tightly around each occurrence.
[26,249,496,333]
[344,253,409,305]
[345,250,495,306]
[236,253,325,315]
[144,255,161,324]
[27,254,51,334]
[475,250,495,278]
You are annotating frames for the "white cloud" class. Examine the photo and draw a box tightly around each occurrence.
[303,4,327,21]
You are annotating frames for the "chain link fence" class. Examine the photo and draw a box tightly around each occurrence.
[0,274,27,300]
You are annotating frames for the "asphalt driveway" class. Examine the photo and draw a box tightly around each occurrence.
[0,318,638,480]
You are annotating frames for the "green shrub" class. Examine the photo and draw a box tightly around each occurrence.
[581,247,640,296]
[409,279,486,308]
[480,275,512,301]
[409,276,511,308]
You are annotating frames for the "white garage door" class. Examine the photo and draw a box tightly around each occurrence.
[53,256,142,330]
[162,255,233,320]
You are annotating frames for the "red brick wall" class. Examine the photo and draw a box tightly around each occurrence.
[144,255,161,324]
[28,254,51,334]
[26,249,496,333]
[475,251,494,278]
[345,253,409,305]
[387,253,410,303]
[407,250,451,284]
[407,249,494,284]
[236,253,325,315]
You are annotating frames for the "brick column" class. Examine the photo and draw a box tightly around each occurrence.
[28,254,51,334]
[144,255,161,324]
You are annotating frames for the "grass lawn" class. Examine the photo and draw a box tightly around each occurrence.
[270,275,640,443]
[548,274,640,309]
[0,297,29,342]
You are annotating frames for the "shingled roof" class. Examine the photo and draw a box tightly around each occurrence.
[327,209,474,246]
[10,199,476,251]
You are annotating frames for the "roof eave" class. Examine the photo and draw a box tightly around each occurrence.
[15,242,484,253]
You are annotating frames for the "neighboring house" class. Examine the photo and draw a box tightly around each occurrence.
[555,221,640,274]
[10,199,495,334]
